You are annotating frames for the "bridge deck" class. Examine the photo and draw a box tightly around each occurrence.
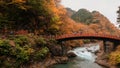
[51,33,120,41]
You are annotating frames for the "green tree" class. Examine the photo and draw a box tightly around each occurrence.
[71,9,93,25]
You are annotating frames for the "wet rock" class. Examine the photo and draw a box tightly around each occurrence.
[48,45,62,56]
[95,60,110,68]
[54,56,68,64]
[67,52,77,57]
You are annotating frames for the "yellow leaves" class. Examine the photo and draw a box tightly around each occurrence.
[26,48,34,54]
[57,21,62,25]
[50,24,59,30]
[109,51,120,65]
[51,16,59,22]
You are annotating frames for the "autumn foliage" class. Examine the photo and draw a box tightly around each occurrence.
[61,9,120,36]
[109,46,120,65]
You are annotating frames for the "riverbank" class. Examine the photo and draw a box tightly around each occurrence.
[25,56,68,68]
[95,50,117,68]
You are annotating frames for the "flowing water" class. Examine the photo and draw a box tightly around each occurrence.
[51,43,103,68]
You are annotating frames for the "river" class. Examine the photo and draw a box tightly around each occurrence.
[51,43,104,68]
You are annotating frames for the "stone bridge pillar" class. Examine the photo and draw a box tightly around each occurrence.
[103,40,120,53]
[103,41,114,53]
[103,40,106,53]
[58,41,67,56]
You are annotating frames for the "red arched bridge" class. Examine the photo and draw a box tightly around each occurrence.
[48,33,120,51]
[52,33,120,41]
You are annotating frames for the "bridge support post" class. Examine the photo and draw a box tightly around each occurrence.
[58,41,66,56]
[103,41,114,53]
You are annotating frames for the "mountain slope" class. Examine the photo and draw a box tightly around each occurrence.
[89,11,120,35]
[71,9,93,24]
[66,8,76,17]
[64,8,120,36]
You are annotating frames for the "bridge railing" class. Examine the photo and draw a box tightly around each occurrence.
[40,32,120,40]
[56,33,119,40]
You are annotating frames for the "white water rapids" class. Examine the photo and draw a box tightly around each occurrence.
[68,44,100,62]
[51,43,103,68]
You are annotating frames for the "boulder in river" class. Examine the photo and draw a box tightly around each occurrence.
[67,52,77,57]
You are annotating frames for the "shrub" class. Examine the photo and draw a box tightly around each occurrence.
[0,39,30,67]
[0,40,11,55]
[34,47,49,60]
[13,45,29,63]
[14,35,28,46]
[34,37,47,47]
[0,35,50,67]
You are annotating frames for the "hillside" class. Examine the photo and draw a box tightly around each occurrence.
[65,8,120,36]
[71,9,93,25]
[66,8,76,17]
[89,11,120,35]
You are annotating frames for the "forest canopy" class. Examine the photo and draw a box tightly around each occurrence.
[0,0,63,35]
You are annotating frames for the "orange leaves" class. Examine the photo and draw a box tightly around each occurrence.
[116,46,120,51]
[89,24,99,30]
[12,0,26,3]
[43,0,58,15]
